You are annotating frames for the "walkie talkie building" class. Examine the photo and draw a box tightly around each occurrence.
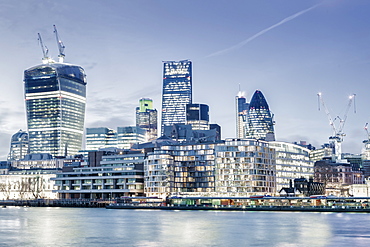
[24,63,87,157]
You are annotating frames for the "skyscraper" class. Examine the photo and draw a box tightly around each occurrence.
[136,98,158,141]
[246,90,275,141]
[186,103,209,130]
[24,29,87,157]
[236,91,249,138]
[161,60,192,135]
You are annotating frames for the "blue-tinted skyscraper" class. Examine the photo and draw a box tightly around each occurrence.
[161,60,192,135]
[246,90,275,141]
[24,31,87,157]
[186,103,209,130]
[236,91,249,138]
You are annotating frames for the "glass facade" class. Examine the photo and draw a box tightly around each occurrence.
[186,103,209,130]
[215,139,276,196]
[136,98,158,142]
[236,92,249,138]
[161,60,192,135]
[246,90,275,141]
[86,127,117,150]
[117,126,146,149]
[269,141,314,191]
[8,130,29,161]
[24,63,87,157]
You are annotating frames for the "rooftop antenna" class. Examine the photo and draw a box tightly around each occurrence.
[53,25,65,63]
[38,33,50,64]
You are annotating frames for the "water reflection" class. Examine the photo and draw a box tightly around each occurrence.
[0,207,369,246]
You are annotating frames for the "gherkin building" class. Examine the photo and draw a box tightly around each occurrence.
[246,90,275,141]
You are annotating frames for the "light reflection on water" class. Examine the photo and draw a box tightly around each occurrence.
[0,207,369,246]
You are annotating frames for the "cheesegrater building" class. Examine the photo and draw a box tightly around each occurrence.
[24,30,87,157]
[161,60,192,135]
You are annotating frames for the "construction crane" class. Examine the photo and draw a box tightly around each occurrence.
[37,33,50,64]
[317,92,356,163]
[53,25,65,63]
[362,123,370,160]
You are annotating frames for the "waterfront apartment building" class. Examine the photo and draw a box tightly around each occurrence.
[8,130,29,161]
[215,139,276,196]
[246,90,275,141]
[145,142,217,199]
[269,141,314,191]
[236,92,249,138]
[186,103,210,130]
[24,61,87,157]
[52,152,145,199]
[136,98,158,142]
[161,60,192,134]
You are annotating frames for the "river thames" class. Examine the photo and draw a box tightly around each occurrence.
[0,207,369,246]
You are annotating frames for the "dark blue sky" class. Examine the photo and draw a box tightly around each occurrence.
[1,0,370,158]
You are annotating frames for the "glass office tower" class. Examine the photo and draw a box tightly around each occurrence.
[236,92,249,138]
[24,63,87,157]
[136,98,158,141]
[186,103,209,130]
[161,60,192,135]
[246,90,275,141]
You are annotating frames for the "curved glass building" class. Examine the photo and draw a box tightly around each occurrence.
[246,90,275,141]
[24,62,87,157]
[8,129,29,161]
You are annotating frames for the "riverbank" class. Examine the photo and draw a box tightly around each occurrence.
[106,203,370,213]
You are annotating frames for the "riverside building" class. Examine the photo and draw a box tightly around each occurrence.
[52,152,145,199]
[161,60,192,134]
[215,139,276,196]
[269,141,314,191]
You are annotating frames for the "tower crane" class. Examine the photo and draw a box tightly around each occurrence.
[53,25,65,63]
[362,123,370,160]
[38,33,50,64]
[317,92,356,163]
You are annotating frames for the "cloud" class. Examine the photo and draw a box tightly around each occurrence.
[206,2,323,58]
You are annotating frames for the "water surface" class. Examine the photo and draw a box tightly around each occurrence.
[0,207,369,246]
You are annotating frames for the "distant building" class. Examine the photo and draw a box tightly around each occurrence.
[314,158,364,196]
[186,103,209,130]
[85,127,117,150]
[117,126,145,149]
[24,58,87,157]
[245,90,275,141]
[136,98,158,142]
[163,124,219,143]
[310,144,333,162]
[161,60,192,134]
[236,91,249,138]
[8,130,29,161]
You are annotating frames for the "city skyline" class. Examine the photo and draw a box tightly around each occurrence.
[1,1,370,159]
